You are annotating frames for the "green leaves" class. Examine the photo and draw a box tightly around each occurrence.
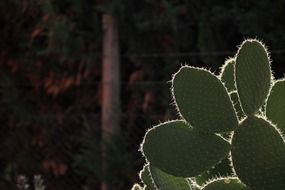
[173,66,238,133]
[231,116,285,189]
[142,120,230,177]
[266,79,285,133]
[235,39,272,116]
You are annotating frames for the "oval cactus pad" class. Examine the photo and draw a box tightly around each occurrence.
[142,120,231,177]
[149,165,191,190]
[172,66,238,133]
[220,58,236,92]
[231,116,285,189]
[202,177,249,190]
[235,39,271,116]
[266,79,285,133]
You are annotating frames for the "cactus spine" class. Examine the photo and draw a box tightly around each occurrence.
[133,39,285,190]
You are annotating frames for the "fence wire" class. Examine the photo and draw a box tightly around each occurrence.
[0,80,175,190]
[2,49,284,190]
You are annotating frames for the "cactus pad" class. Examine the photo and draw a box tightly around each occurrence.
[231,116,285,189]
[196,157,233,186]
[220,58,236,92]
[235,39,271,116]
[173,66,238,133]
[229,91,245,120]
[149,165,191,190]
[140,164,156,190]
[266,79,285,133]
[142,120,231,177]
[132,39,285,190]
[202,177,249,190]
[131,184,143,190]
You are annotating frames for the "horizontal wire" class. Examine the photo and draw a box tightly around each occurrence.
[122,49,285,58]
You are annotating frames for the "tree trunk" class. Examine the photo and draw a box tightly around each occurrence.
[101,14,120,190]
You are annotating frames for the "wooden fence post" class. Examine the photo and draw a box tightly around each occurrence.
[101,14,120,190]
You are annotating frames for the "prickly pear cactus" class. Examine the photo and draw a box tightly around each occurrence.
[220,58,236,92]
[142,120,230,177]
[172,67,238,133]
[231,40,285,190]
[201,177,249,190]
[266,79,285,133]
[133,39,285,190]
[235,40,272,116]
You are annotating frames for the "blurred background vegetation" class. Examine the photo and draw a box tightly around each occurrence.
[1,0,285,190]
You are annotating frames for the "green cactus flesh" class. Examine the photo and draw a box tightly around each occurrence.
[142,120,230,177]
[196,157,233,186]
[229,91,245,120]
[231,116,285,189]
[144,186,153,190]
[132,39,285,190]
[149,165,192,190]
[235,39,271,116]
[173,66,238,133]
[131,184,143,190]
[220,58,236,92]
[202,177,249,190]
[266,79,285,133]
[188,179,202,190]
[140,164,156,190]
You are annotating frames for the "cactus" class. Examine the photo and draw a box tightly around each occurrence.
[131,184,143,190]
[266,79,285,133]
[140,164,156,190]
[235,40,272,116]
[142,120,230,177]
[220,58,236,92]
[172,66,238,133]
[201,177,249,190]
[133,39,285,190]
[149,165,192,190]
[231,116,285,189]
[229,91,245,120]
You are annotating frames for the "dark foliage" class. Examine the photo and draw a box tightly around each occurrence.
[1,0,285,189]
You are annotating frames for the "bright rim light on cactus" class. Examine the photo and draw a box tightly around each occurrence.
[231,116,285,189]
[172,66,238,133]
[235,39,272,116]
[201,177,249,190]
[266,79,285,133]
[133,39,285,190]
[141,120,230,177]
[220,57,236,93]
